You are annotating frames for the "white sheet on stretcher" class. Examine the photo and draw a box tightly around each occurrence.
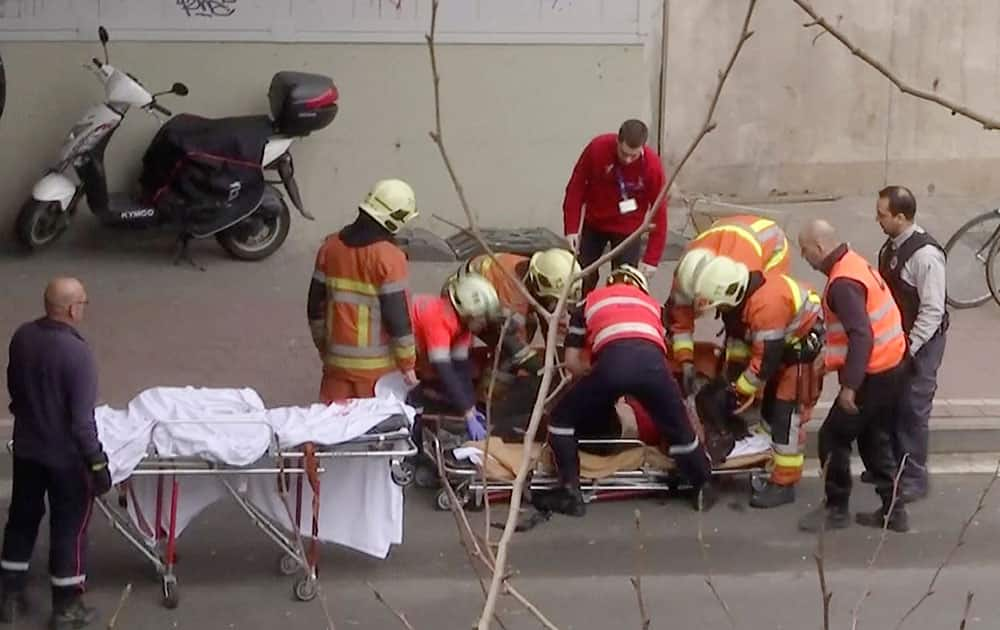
[98,377,415,559]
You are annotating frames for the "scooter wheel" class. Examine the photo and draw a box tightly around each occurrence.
[15,199,67,250]
[215,191,290,261]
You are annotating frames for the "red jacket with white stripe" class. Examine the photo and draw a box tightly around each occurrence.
[565,284,667,355]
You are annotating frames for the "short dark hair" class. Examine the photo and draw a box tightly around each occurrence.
[618,119,648,149]
[879,185,916,220]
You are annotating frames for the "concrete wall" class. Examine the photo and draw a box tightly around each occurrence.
[0,41,649,252]
[663,0,1000,201]
[4,0,1000,253]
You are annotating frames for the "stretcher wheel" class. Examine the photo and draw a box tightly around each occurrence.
[161,579,179,609]
[414,463,439,489]
[278,552,300,576]
[294,577,318,602]
[390,460,415,487]
[434,488,469,512]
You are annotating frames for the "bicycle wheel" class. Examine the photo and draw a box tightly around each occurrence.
[944,209,1000,308]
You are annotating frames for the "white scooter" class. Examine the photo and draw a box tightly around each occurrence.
[16,26,338,263]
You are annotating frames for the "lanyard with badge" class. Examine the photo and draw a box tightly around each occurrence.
[614,157,643,215]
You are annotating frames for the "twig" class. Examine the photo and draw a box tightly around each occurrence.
[895,459,1000,630]
[958,592,974,630]
[696,490,736,628]
[483,315,515,547]
[430,213,549,319]
[431,438,553,630]
[814,458,833,630]
[792,0,1000,130]
[478,2,758,628]
[106,583,132,630]
[850,453,910,630]
[629,509,651,630]
[569,0,757,286]
[367,581,416,630]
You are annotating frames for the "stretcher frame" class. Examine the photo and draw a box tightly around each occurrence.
[418,415,770,512]
[94,418,417,609]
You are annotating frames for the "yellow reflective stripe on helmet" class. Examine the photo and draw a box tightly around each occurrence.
[329,277,378,296]
[324,355,396,370]
[773,452,805,469]
[695,225,763,257]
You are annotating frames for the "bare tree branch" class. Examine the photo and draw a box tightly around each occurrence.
[477,2,758,627]
[958,592,974,630]
[850,454,909,630]
[106,583,132,630]
[569,0,757,285]
[895,459,1000,630]
[629,509,651,630]
[792,0,1000,130]
[814,458,833,630]
[697,490,736,628]
[367,581,417,630]
[483,314,515,547]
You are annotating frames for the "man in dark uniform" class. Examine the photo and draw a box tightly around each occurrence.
[2,277,112,629]
[876,186,948,502]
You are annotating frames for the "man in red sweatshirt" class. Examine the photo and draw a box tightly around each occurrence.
[562,119,667,296]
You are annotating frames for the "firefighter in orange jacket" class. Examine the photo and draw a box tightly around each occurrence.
[451,248,582,380]
[688,258,824,508]
[409,273,502,442]
[532,265,712,517]
[665,214,791,393]
[308,179,419,404]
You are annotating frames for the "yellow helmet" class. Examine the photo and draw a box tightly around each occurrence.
[607,264,650,294]
[447,272,501,321]
[690,256,750,311]
[527,248,582,301]
[674,247,717,299]
[359,179,417,234]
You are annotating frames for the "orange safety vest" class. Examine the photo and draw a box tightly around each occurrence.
[314,235,415,377]
[733,273,822,397]
[668,215,790,362]
[822,249,905,375]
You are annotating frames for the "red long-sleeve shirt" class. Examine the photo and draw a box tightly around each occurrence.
[562,133,668,265]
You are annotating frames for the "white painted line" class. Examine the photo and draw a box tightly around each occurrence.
[803,453,1000,477]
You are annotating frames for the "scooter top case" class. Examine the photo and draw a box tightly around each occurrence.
[139,113,274,238]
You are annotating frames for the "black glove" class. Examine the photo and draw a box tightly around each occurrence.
[87,451,112,496]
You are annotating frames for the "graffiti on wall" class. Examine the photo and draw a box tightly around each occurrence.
[176,0,236,18]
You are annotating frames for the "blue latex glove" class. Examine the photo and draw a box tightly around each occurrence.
[465,410,488,441]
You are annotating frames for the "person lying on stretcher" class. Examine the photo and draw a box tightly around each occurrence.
[531,265,713,517]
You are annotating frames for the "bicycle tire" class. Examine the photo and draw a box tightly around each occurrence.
[943,209,1000,309]
[985,228,1000,309]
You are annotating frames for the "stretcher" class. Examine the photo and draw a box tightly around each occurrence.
[418,415,771,512]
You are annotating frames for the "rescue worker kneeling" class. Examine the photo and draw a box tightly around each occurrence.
[688,256,823,508]
[451,248,581,385]
[532,265,712,516]
[666,214,790,394]
[408,272,502,443]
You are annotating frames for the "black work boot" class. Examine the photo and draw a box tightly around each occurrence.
[531,486,586,517]
[855,503,910,533]
[49,593,97,630]
[749,481,796,509]
[798,504,850,532]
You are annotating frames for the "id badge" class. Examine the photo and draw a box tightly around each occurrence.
[618,198,638,214]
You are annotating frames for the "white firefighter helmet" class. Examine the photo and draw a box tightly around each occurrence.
[606,263,650,294]
[674,247,717,299]
[527,248,582,301]
[690,256,750,311]
[358,178,418,234]
[447,272,501,321]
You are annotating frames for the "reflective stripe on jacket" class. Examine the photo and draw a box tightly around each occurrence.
[823,249,905,374]
[583,284,666,355]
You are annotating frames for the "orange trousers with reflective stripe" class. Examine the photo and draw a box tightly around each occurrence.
[320,368,380,404]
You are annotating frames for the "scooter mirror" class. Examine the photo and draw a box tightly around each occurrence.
[172,83,189,96]
[98,26,109,44]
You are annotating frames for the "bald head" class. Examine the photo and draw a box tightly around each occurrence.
[44,277,87,323]
[798,219,842,273]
